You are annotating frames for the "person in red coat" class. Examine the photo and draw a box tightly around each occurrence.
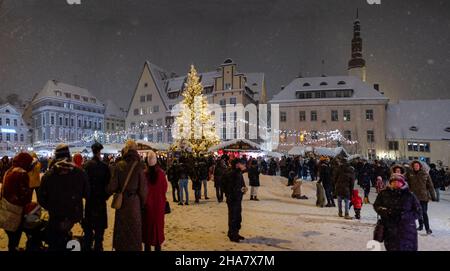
[142,150,168,251]
[1,152,34,251]
[350,189,363,220]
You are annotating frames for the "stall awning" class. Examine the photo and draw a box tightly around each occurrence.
[208,139,261,152]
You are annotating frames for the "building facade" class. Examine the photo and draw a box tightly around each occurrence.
[269,76,389,157]
[126,59,266,143]
[386,99,450,167]
[104,99,126,142]
[0,103,30,155]
[30,80,105,146]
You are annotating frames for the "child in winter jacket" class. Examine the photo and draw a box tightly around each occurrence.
[350,189,363,219]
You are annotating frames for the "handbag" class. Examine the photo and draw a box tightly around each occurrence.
[0,173,24,232]
[373,216,384,243]
[165,201,171,214]
[111,161,138,210]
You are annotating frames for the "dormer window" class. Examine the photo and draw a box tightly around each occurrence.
[444,127,450,133]
[409,126,418,132]
[338,81,346,85]
[303,83,311,87]
[65,93,71,98]
[54,90,62,97]
[320,82,328,86]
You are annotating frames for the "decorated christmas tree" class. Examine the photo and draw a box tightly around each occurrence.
[171,65,219,155]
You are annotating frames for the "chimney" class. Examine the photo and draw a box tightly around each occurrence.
[281,85,285,90]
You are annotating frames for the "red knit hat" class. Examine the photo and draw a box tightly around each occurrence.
[12,152,33,171]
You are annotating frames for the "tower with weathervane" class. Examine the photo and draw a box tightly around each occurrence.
[348,9,367,82]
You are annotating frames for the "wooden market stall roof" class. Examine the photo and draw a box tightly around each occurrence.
[208,139,261,152]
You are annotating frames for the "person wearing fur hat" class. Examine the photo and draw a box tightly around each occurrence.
[107,139,147,251]
[82,142,111,251]
[1,152,34,251]
[142,150,168,251]
[38,144,90,251]
[405,160,436,235]
[374,173,422,251]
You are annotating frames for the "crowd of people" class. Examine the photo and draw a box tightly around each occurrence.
[1,145,449,251]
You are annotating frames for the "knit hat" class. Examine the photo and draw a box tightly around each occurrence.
[123,139,138,155]
[147,150,157,166]
[55,144,70,159]
[73,153,83,168]
[389,173,406,185]
[12,152,33,172]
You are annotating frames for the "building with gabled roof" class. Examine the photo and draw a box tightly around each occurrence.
[126,59,266,143]
[0,103,30,156]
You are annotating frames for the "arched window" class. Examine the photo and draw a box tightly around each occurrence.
[338,81,346,85]
[303,83,311,87]
[409,126,418,132]
[320,82,328,86]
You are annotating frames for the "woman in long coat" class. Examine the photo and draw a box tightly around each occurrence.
[107,140,147,251]
[142,151,168,251]
[374,173,422,251]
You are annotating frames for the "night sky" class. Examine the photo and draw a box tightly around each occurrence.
[0,0,449,109]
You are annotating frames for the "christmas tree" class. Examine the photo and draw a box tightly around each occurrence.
[171,65,219,155]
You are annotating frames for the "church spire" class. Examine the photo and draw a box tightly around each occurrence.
[348,8,367,81]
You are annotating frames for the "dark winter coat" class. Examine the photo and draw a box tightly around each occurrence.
[83,156,111,230]
[318,162,332,189]
[248,165,260,187]
[38,159,90,223]
[429,168,443,189]
[222,168,246,202]
[373,184,422,251]
[166,164,179,185]
[142,166,167,247]
[406,166,436,202]
[334,164,355,198]
[177,162,189,180]
[213,159,227,188]
[107,150,147,251]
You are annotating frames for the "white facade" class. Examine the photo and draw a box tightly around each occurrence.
[30,80,105,146]
[0,103,30,155]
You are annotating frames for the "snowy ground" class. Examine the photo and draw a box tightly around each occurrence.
[1,174,449,251]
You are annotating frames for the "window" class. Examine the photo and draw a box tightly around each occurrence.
[0,118,2,125]
[225,83,232,90]
[280,112,287,122]
[331,110,338,121]
[84,120,87,128]
[144,83,148,88]
[409,126,418,132]
[13,119,17,126]
[343,110,351,121]
[130,122,135,128]
[78,119,81,128]
[89,121,92,129]
[311,111,317,121]
[71,119,74,127]
[107,123,110,130]
[74,95,80,100]
[6,133,10,141]
[338,81,346,85]
[303,83,311,87]
[320,82,328,86]
[133,109,139,116]
[111,123,115,130]
[219,99,226,106]
[59,117,63,126]
[51,116,55,125]
[230,97,237,105]
[221,113,226,122]
[408,142,430,152]
[90,98,96,103]
[311,130,318,140]
[344,130,352,141]
[299,111,306,122]
[140,95,146,102]
[367,130,375,143]
[14,134,18,142]
[368,149,377,160]
[65,93,71,98]
[388,141,399,151]
[147,94,152,102]
[156,119,163,126]
[148,133,154,142]
[55,91,62,96]
[140,108,146,115]
[305,92,312,99]
[445,127,450,133]
[83,97,89,102]
[6,118,10,126]
[157,132,163,142]
[153,105,159,113]
[366,109,374,121]
[0,134,2,142]
[65,118,68,127]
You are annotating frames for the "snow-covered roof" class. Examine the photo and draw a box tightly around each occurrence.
[104,99,126,119]
[34,80,104,106]
[269,75,388,103]
[0,103,22,115]
[208,139,261,152]
[386,99,450,141]
[314,147,348,158]
[135,140,170,151]
[288,146,313,156]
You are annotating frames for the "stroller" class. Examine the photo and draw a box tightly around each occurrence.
[22,202,49,251]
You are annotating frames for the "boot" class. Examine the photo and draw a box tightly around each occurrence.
[338,210,343,217]
[426,229,433,235]
[363,197,370,204]
[237,234,245,240]
[250,196,254,200]
[253,197,260,201]
[344,213,353,220]
[417,224,424,231]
